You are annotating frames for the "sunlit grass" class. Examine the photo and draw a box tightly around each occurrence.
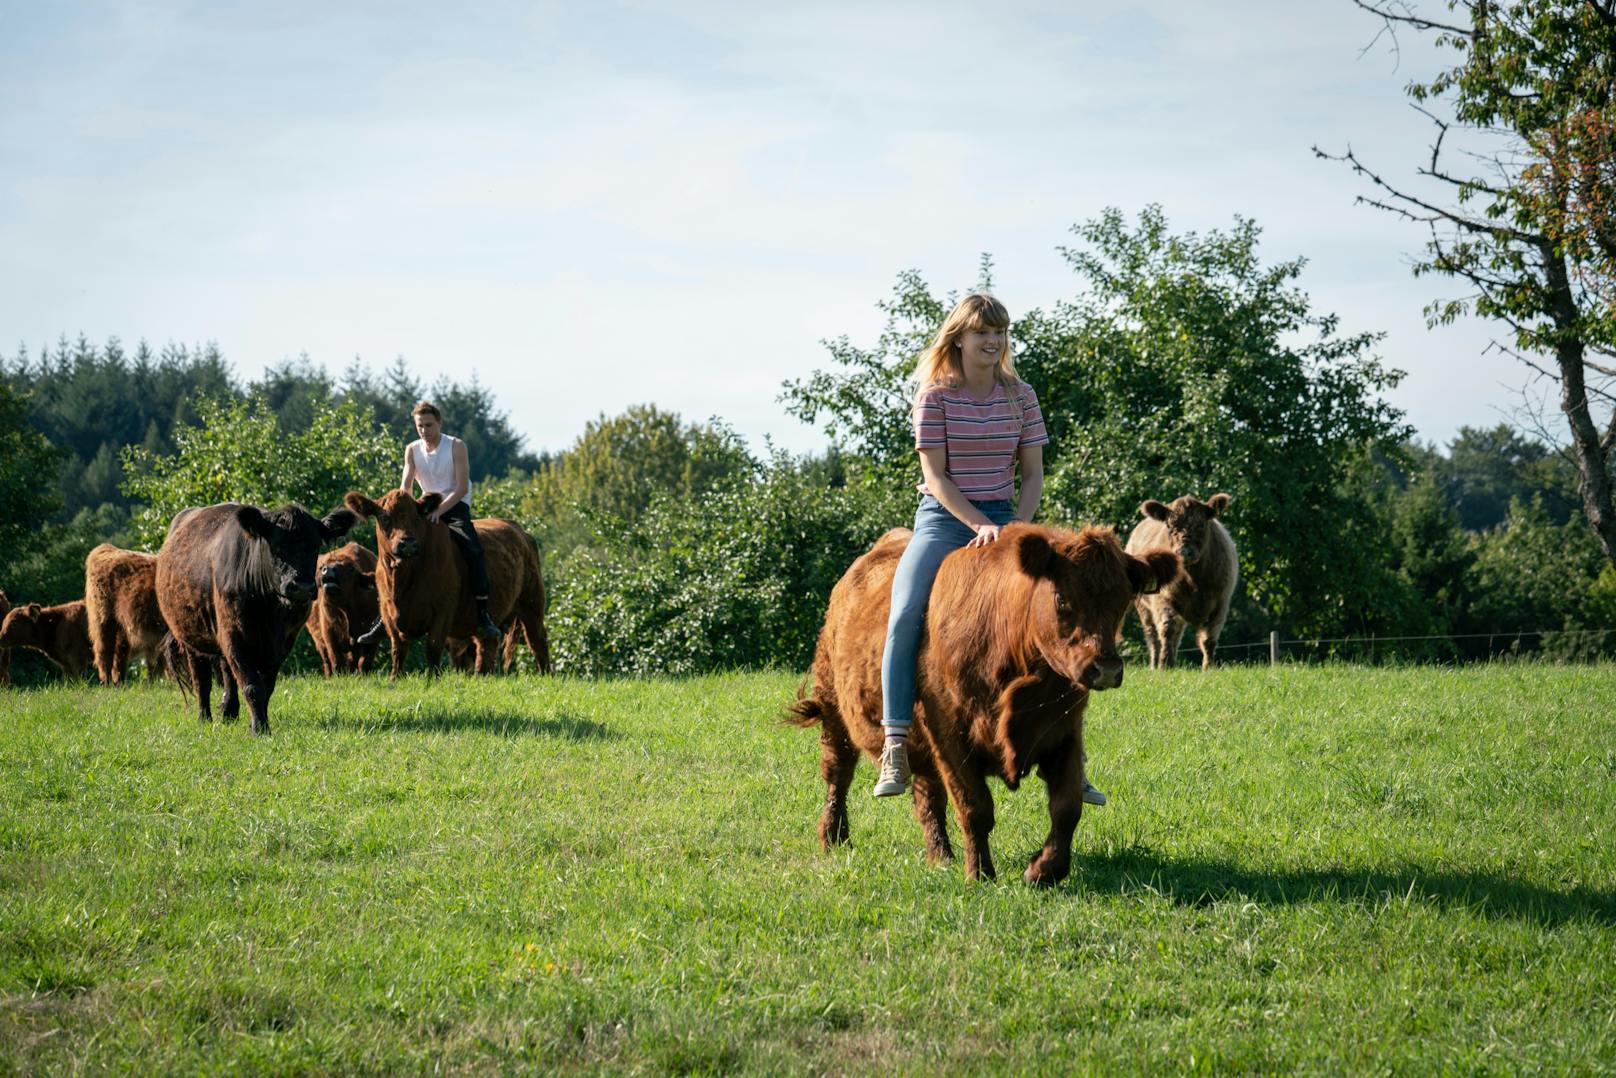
[2,665,1613,1072]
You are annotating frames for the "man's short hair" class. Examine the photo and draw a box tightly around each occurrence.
[411,400,442,421]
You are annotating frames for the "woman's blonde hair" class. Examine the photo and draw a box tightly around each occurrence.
[912,292,1024,413]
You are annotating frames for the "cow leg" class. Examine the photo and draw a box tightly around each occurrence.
[520,609,552,675]
[217,661,240,721]
[910,769,953,864]
[187,651,214,723]
[817,721,857,849]
[222,636,271,736]
[473,636,496,675]
[1025,745,1084,888]
[113,635,132,685]
[424,635,447,676]
[91,620,118,684]
[1158,614,1186,669]
[1197,626,1218,670]
[938,766,997,881]
[1137,601,1162,669]
[388,628,409,681]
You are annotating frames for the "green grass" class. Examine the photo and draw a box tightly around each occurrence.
[2,665,1614,1074]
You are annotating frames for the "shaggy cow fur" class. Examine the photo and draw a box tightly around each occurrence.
[344,490,550,678]
[0,599,91,680]
[306,543,382,676]
[1125,494,1238,670]
[157,502,354,734]
[85,543,174,684]
[788,523,1180,886]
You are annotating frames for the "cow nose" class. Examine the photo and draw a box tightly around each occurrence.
[397,537,419,558]
[288,581,318,603]
[1179,544,1198,562]
[1084,655,1125,691]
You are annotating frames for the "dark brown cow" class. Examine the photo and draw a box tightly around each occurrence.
[85,543,173,684]
[157,502,355,734]
[0,589,10,685]
[306,543,382,676]
[1125,494,1238,670]
[344,490,551,678]
[788,523,1180,886]
[0,600,92,680]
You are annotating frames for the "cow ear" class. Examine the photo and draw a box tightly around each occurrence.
[419,493,444,518]
[358,572,377,592]
[319,508,357,541]
[1207,492,1232,517]
[1128,549,1182,595]
[344,491,379,518]
[26,603,42,616]
[1016,531,1053,578]
[1140,500,1169,521]
[236,505,274,540]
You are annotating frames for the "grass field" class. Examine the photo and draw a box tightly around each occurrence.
[2,664,1614,1074]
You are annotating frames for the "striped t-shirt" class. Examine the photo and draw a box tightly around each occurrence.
[914,381,1049,501]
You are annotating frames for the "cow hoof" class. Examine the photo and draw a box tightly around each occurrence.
[1023,856,1068,888]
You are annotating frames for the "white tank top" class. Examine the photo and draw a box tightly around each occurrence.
[410,435,471,501]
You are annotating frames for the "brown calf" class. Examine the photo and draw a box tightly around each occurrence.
[306,543,382,676]
[85,543,173,684]
[344,490,551,678]
[789,524,1179,886]
[1125,494,1238,670]
[0,600,91,681]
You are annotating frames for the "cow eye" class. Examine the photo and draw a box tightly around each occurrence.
[1054,593,1073,614]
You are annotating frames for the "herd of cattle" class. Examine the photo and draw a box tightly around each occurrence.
[0,489,552,734]
[1,488,1237,887]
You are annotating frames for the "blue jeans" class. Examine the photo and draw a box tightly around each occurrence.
[881,495,1017,731]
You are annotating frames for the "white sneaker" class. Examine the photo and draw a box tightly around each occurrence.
[1082,780,1107,806]
[872,742,910,797]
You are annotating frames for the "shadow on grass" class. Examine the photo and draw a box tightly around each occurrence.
[1065,845,1616,928]
[313,708,616,740]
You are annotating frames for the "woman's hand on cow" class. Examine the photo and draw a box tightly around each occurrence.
[968,523,1002,547]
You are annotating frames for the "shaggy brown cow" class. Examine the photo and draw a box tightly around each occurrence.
[344,490,550,678]
[306,543,382,676]
[0,600,91,680]
[1125,494,1237,670]
[85,543,173,684]
[788,523,1180,886]
[0,588,10,685]
[157,502,355,734]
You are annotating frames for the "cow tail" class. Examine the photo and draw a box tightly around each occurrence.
[783,677,825,727]
[162,632,194,699]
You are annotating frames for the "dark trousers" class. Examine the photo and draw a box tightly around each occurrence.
[440,502,492,599]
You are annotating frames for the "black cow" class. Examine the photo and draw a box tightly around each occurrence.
[156,502,354,734]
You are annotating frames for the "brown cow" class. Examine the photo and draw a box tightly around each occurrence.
[157,502,355,734]
[0,600,92,680]
[306,543,382,676]
[0,588,10,685]
[1125,494,1237,670]
[344,490,550,678]
[788,523,1180,886]
[85,543,173,684]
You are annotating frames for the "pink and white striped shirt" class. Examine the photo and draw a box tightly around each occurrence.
[914,381,1049,501]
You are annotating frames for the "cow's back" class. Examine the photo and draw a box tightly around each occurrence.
[156,505,241,655]
[806,528,912,749]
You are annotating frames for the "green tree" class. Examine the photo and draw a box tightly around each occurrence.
[121,394,397,550]
[0,381,62,584]
[1329,0,1616,567]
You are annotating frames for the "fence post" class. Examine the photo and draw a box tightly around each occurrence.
[1269,631,1279,666]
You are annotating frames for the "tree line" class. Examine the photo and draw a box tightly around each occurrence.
[2,207,1611,682]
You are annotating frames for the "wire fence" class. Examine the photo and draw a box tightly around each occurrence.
[1169,627,1616,665]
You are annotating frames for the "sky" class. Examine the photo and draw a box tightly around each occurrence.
[0,0,1539,458]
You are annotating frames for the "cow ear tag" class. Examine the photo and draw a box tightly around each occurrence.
[1142,576,1159,594]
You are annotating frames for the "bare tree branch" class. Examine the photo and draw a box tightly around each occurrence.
[1351,0,1474,37]
[1316,145,1542,242]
